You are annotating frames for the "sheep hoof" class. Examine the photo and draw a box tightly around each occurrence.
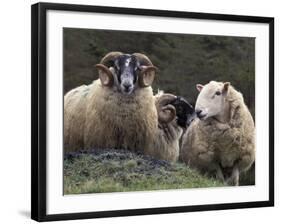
[226,167,239,186]
[226,177,239,186]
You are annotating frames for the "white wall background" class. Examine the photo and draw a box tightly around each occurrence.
[0,0,279,223]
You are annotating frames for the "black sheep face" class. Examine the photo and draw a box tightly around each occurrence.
[113,54,140,95]
[170,97,196,128]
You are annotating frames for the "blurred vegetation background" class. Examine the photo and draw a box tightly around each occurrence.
[63,28,255,116]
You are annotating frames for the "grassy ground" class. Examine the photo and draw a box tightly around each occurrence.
[64,149,224,194]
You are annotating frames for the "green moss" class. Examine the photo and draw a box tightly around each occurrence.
[64,149,224,194]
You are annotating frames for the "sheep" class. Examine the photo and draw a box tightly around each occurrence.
[64,52,186,161]
[180,81,255,186]
[156,90,196,129]
[152,91,196,161]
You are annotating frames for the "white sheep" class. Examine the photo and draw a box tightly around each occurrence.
[64,52,183,162]
[180,81,255,185]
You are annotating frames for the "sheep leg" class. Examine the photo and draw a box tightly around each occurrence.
[214,164,225,183]
[238,152,255,172]
[226,165,239,186]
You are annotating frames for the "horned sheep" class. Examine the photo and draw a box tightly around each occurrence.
[64,52,185,162]
[180,81,255,185]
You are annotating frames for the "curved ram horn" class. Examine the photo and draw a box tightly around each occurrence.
[95,52,123,87]
[100,51,123,67]
[155,93,177,123]
[133,53,158,87]
[95,64,114,87]
[138,66,158,87]
[132,53,153,66]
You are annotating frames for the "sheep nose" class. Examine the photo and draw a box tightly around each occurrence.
[196,110,202,117]
[123,83,131,91]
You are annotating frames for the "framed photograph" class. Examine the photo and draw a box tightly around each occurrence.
[31,2,274,222]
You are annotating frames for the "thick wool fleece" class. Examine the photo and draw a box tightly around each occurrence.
[64,80,181,161]
[180,85,255,173]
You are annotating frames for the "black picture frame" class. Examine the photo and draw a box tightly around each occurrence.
[31,2,274,222]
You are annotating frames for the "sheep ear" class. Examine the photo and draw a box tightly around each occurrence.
[95,64,114,87]
[139,66,158,87]
[196,84,204,92]
[222,82,230,94]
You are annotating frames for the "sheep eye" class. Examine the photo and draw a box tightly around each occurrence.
[136,65,142,71]
[215,91,221,96]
